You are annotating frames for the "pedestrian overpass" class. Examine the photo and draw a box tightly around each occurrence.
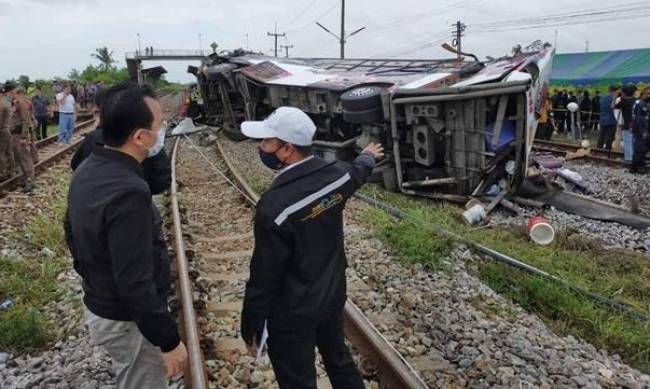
[125,49,208,83]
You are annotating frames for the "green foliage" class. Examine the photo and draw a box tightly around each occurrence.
[17,75,30,88]
[91,46,117,71]
[480,262,650,373]
[358,184,650,372]
[0,171,72,352]
[550,81,650,96]
[79,64,129,84]
[364,207,454,268]
[0,307,52,351]
[68,68,80,81]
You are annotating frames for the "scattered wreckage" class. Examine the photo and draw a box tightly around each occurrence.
[188,43,650,230]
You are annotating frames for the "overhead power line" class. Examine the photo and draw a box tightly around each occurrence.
[365,0,483,33]
[469,2,650,33]
[285,0,341,34]
[279,0,320,30]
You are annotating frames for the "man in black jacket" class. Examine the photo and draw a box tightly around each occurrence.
[70,88,172,194]
[65,83,187,388]
[615,85,638,162]
[630,87,649,174]
[240,106,383,389]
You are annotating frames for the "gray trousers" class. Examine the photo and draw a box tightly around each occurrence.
[85,308,168,389]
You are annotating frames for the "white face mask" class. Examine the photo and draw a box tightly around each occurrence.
[147,127,166,158]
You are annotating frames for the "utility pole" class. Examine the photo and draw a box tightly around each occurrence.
[585,40,590,53]
[340,0,345,58]
[198,33,203,52]
[451,20,466,61]
[316,0,365,59]
[267,22,286,57]
[280,42,294,58]
[554,29,558,48]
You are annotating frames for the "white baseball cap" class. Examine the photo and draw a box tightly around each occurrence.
[241,106,316,146]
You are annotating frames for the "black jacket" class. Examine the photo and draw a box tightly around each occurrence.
[615,96,636,130]
[240,153,376,344]
[70,127,172,195]
[632,99,649,136]
[65,146,180,352]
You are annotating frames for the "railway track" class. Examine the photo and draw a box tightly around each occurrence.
[0,116,96,194]
[531,139,649,167]
[169,135,429,388]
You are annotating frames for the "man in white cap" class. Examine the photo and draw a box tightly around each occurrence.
[240,106,383,388]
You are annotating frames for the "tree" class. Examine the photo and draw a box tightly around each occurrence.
[17,75,31,89]
[91,47,116,71]
[68,68,80,81]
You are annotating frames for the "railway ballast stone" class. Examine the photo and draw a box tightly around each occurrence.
[218,135,650,388]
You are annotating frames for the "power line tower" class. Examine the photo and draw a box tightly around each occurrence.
[316,0,365,59]
[267,23,286,57]
[451,20,466,61]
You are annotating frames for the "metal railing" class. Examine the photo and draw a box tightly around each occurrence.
[126,50,207,59]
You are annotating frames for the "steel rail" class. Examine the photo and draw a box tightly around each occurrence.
[532,139,649,167]
[213,138,429,389]
[0,118,96,194]
[169,138,209,389]
[355,192,650,323]
[34,113,94,149]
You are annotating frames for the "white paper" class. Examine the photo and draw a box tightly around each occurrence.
[255,320,269,365]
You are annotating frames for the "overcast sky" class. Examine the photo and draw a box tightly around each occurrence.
[1,0,648,83]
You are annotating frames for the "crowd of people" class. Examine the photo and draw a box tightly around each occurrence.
[0,79,107,192]
[539,85,649,174]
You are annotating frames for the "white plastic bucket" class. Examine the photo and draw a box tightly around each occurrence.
[462,204,486,225]
[527,215,555,245]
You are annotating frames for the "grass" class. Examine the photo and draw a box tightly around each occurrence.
[364,207,454,269]
[480,262,650,372]
[357,184,650,373]
[0,172,71,352]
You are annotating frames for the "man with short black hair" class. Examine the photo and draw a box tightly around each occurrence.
[32,87,49,140]
[630,87,649,174]
[56,83,75,144]
[598,85,619,150]
[65,83,187,389]
[615,84,637,162]
[240,106,383,388]
[70,87,171,194]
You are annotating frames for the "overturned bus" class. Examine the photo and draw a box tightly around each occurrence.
[189,44,554,201]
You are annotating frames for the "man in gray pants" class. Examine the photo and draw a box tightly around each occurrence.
[66,83,186,388]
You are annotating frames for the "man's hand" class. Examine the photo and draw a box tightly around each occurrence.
[362,142,385,160]
[162,341,188,379]
[247,335,257,358]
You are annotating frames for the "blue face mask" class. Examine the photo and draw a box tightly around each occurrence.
[258,147,284,170]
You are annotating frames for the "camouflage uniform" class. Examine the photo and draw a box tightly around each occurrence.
[0,95,14,179]
[10,95,35,188]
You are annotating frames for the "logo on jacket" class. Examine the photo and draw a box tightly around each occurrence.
[301,193,343,222]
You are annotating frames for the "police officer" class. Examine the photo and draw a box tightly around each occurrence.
[630,87,649,174]
[0,83,16,181]
[240,106,384,389]
[5,83,36,192]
